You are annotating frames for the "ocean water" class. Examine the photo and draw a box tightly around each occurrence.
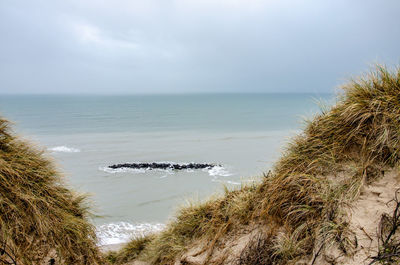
[0,93,333,245]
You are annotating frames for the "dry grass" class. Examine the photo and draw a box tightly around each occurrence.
[106,183,264,264]
[136,184,264,264]
[106,235,154,264]
[0,118,102,264]
[276,65,400,178]
[111,65,400,264]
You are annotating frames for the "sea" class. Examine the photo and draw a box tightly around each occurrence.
[0,93,333,246]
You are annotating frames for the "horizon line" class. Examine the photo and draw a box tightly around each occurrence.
[0,91,334,96]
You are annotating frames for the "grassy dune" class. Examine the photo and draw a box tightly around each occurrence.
[108,65,400,264]
[0,119,102,264]
[2,64,400,264]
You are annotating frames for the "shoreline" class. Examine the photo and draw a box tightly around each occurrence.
[100,243,126,253]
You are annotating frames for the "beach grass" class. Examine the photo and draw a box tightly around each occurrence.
[2,63,400,264]
[108,64,400,264]
[0,118,103,264]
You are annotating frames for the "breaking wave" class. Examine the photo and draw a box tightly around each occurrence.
[205,165,233,177]
[48,146,80,153]
[96,222,165,246]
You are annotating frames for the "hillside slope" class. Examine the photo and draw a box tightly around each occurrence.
[108,65,400,265]
[0,119,103,264]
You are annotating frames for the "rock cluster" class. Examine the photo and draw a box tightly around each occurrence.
[108,162,217,170]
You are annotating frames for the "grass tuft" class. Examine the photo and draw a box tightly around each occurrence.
[106,235,154,264]
[0,118,102,264]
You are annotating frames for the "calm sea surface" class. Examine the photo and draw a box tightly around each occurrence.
[0,93,333,245]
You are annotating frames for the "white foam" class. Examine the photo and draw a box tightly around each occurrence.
[226,180,241,185]
[211,176,241,186]
[206,166,233,177]
[49,146,80,153]
[96,222,165,246]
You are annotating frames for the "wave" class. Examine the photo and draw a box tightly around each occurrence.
[205,166,233,177]
[96,222,165,246]
[211,176,241,186]
[48,146,80,153]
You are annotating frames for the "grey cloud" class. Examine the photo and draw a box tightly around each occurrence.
[0,0,399,94]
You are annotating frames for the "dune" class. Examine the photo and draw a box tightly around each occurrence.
[106,65,400,265]
[2,64,400,265]
[0,119,102,264]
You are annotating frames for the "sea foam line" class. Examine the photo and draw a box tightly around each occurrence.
[48,146,80,153]
[204,165,233,177]
[96,222,165,246]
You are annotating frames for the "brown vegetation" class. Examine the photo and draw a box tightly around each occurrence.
[2,64,399,264]
[0,118,102,264]
[109,65,400,265]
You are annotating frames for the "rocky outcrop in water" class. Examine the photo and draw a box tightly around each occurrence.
[108,162,217,171]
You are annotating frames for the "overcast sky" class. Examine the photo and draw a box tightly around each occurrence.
[0,0,399,94]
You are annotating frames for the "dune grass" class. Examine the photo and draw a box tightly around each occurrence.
[0,118,102,264]
[109,64,400,264]
[106,235,155,264]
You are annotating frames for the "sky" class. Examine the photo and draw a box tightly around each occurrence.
[0,0,399,94]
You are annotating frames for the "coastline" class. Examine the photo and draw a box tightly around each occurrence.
[100,243,126,253]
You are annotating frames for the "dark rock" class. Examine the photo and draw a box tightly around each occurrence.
[108,162,218,171]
